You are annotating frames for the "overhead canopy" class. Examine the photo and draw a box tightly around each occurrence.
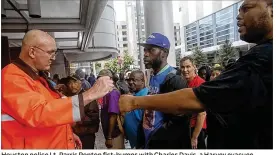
[1,0,118,62]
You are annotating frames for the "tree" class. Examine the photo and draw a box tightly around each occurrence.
[192,47,208,67]
[121,50,134,72]
[104,58,119,73]
[104,51,134,73]
[217,40,237,65]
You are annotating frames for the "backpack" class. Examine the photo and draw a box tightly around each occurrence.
[116,81,130,95]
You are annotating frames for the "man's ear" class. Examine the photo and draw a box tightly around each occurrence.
[161,50,168,59]
[29,47,36,59]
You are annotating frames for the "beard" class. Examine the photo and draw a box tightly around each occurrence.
[144,51,163,70]
[144,57,162,70]
[241,11,271,43]
[151,57,163,70]
[145,63,152,69]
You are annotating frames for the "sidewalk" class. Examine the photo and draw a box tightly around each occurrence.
[94,123,107,149]
[94,122,131,149]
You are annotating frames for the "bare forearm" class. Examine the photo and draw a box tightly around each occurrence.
[192,112,206,139]
[134,88,205,114]
[82,91,98,106]
[108,113,117,138]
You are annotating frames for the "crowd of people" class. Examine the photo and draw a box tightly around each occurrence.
[1,0,273,150]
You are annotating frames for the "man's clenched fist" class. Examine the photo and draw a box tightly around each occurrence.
[119,95,136,113]
[84,76,114,103]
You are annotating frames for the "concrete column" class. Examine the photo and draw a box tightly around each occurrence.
[196,1,204,20]
[125,1,138,66]
[212,1,222,13]
[92,62,96,76]
[143,0,176,67]
[179,1,189,55]
[180,1,189,26]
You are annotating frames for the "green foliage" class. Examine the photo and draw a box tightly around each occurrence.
[217,40,237,64]
[95,62,101,69]
[121,51,134,71]
[192,47,208,67]
[104,51,134,73]
[104,58,119,73]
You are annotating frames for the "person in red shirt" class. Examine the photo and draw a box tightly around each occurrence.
[180,56,207,149]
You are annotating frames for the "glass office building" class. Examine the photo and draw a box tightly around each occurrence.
[184,1,243,52]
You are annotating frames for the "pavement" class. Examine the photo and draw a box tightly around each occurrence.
[94,122,107,149]
[94,122,131,149]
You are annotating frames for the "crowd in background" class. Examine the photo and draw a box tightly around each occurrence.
[45,55,235,149]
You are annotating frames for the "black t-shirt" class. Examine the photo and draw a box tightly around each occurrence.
[193,40,272,149]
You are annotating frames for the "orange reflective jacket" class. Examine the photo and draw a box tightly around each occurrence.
[1,59,84,149]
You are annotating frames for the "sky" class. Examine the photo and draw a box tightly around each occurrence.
[113,0,239,23]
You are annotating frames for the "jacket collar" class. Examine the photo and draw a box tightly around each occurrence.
[12,58,40,80]
[12,59,60,95]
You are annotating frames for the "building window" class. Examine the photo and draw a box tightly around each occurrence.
[123,44,127,47]
[216,28,234,37]
[122,31,127,35]
[123,37,127,41]
[186,22,197,30]
[122,25,127,29]
[215,6,232,17]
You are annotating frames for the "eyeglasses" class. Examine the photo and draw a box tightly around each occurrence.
[32,46,57,58]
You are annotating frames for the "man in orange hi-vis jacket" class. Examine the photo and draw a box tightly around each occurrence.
[1,30,114,149]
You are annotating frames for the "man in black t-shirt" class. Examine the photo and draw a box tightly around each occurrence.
[119,0,273,149]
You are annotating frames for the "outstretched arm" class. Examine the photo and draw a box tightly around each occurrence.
[120,88,205,114]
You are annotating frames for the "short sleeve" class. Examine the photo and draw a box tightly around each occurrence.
[161,74,188,94]
[193,60,267,114]
[171,75,188,90]
[108,90,120,114]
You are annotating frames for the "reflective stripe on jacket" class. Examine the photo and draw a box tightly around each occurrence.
[1,59,85,149]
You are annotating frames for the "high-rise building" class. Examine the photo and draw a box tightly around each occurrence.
[178,0,224,57]
[116,21,128,55]
[182,1,254,64]
[115,1,146,67]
